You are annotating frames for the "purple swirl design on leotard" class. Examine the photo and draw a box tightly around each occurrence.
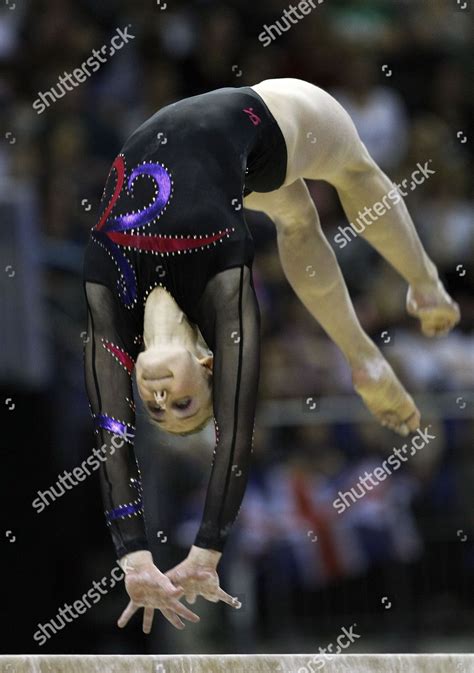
[93,230,137,306]
[93,159,173,307]
[93,413,135,444]
[106,501,143,523]
[103,163,172,233]
[93,156,233,309]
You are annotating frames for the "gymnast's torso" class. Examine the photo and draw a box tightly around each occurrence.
[83,85,287,325]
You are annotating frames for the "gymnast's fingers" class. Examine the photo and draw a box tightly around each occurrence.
[161,608,185,630]
[142,607,155,634]
[117,600,139,628]
[216,588,241,609]
[168,567,212,588]
[169,598,201,623]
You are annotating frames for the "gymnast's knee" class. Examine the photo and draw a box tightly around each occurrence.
[276,220,318,251]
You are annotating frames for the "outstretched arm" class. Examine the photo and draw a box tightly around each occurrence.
[244,180,420,436]
[165,265,260,607]
[83,281,148,559]
[195,265,260,552]
[83,281,200,632]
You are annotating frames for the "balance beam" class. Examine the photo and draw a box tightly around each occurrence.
[1,654,472,672]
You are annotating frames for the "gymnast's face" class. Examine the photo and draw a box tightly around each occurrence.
[135,345,213,435]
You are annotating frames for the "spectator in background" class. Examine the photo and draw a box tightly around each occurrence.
[331,51,409,172]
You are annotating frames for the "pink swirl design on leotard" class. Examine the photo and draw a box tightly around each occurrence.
[102,339,135,375]
[96,155,126,232]
[107,228,232,252]
[94,155,137,306]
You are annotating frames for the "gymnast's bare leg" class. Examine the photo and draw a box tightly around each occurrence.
[245,78,460,435]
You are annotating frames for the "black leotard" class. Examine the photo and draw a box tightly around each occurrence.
[82,86,287,559]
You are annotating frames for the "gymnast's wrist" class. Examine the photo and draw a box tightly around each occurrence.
[188,544,222,568]
[118,549,154,573]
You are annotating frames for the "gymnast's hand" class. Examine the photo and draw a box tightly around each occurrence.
[407,279,460,338]
[165,545,241,609]
[117,550,201,633]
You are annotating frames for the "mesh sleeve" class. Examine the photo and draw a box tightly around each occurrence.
[194,265,260,552]
[83,281,149,559]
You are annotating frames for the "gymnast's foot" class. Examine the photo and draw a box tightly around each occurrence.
[351,352,420,437]
[407,279,460,338]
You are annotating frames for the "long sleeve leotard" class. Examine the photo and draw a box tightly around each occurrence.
[82,86,287,559]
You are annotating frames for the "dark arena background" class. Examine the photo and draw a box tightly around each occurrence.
[1,0,473,671]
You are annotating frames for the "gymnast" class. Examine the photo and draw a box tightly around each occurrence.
[82,78,460,633]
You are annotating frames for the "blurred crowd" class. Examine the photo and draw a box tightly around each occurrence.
[1,0,473,655]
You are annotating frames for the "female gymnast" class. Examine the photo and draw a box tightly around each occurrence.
[82,78,460,633]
